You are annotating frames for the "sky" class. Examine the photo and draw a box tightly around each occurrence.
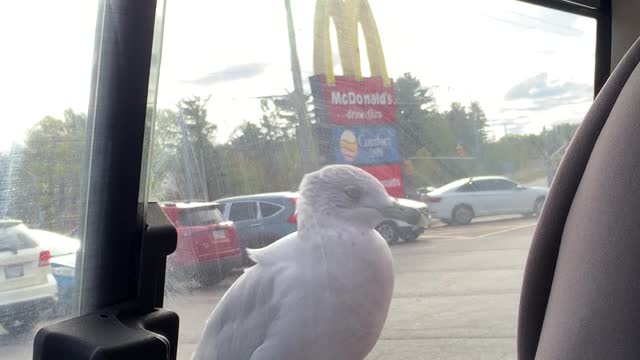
[0,0,596,152]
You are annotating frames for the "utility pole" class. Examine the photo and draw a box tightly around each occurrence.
[177,111,197,201]
[284,0,314,173]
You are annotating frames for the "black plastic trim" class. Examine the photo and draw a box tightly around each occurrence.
[78,0,159,313]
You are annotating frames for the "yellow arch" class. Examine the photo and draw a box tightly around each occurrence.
[313,0,390,86]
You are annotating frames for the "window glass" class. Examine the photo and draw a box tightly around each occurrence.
[228,203,258,222]
[457,183,477,192]
[150,1,597,359]
[259,202,283,218]
[471,180,493,191]
[179,207,225,226]
[493,179,519,190]
[0,1,97,357]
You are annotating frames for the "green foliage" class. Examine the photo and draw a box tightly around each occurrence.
[9,110,86,231]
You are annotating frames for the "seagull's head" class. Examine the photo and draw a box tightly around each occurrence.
[297,165,427,229]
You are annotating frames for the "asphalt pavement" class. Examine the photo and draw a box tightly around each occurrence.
[0,215,536,359]
[168,215,535,360]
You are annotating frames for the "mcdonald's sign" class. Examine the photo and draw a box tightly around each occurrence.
[310,0,396,126]
[310,0,404,197]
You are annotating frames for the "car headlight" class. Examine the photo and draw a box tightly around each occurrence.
[52,266,75,278]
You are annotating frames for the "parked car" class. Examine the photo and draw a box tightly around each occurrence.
[215,192,298,258]
[29,229,80,316]
[425,176,548,225]
[0,220,57,335]
[30,229,80,258]
[160,202,242,286]
[375,197,432,244]
[216,192,431,247]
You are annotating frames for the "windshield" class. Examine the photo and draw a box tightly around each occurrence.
[149,1,595,359]
[0,0,598,358]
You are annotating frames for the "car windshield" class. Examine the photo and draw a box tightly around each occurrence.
[0,224,38,252]
[0,0,599,358]
[179,206,225,226]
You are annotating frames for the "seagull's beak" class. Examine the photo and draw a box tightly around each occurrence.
[379,199,429,228]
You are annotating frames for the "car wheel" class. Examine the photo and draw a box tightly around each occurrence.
[533,197,545,217]
[452,205,474,225]
[376,221,399,244]
[1,315,36,336]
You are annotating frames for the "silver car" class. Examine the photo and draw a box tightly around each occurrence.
[425,176,548,225]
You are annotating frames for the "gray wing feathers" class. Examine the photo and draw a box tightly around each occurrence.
[192,265,279,360]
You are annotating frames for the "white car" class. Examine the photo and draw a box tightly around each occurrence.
[375,198,432,244]
[425,176,548,225]
[0,220,58,335]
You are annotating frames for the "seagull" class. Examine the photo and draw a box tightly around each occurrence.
[193,164,427,360]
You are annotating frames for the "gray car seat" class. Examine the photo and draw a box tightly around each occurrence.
[518,37,640,359]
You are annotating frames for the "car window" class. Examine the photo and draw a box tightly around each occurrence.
[493,179,519,190]
[179,207,225,226]
[455,183,475,192]
[259,202,284,218]
[146,1,597,359]
[228,202,259,222]
[0,1,98,356]
[471,180,493,191]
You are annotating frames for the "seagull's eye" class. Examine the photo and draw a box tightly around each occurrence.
[344,186,363,201]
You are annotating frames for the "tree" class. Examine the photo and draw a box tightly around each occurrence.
[467,101,488,154]
[148,109,180,201]
[148,97,228,201]
[12,110,87,231]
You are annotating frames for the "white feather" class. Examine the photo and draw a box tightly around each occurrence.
[193,165,395,360]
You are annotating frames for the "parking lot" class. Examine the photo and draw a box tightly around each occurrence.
[0,216,536,359]
[169,216,535,360]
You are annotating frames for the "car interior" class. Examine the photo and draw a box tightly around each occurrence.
[3,0,640,359]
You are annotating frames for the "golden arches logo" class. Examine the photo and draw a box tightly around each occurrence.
[313,0,390,86]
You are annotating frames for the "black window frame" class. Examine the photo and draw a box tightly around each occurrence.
[76,0,161,314]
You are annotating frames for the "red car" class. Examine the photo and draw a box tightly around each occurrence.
[160,202,242,285]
